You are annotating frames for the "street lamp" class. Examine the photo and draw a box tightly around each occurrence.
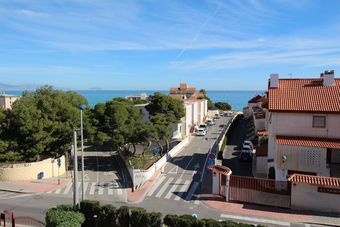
[73,128,79,209]
[79,104,86,201]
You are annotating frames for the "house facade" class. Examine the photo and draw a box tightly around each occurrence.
[267,71,340,181]
[0,94,20,110]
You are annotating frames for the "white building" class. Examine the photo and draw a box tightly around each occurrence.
[0,94,20,110]
[267,71,340,181]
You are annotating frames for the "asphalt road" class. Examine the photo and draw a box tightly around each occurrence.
[223,115,253,176]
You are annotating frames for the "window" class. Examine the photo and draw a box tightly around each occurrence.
[313,116,326,128]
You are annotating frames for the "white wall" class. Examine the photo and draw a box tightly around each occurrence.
[255,156,267,174]
[291,183,340,213]
[275,145,329,181]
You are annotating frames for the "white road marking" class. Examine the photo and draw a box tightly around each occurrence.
[155,177,174,198]
[164,178,182,199]
[147,175,166,196]
[168,166,178,174]
[185,181,199,202]
[117,189,123,196]
[63,184,73,194]
[220,214,290,226]
[193,194,200,205]
[82,182,89,194]
[54,187,63,194]
[108,188,114,195]
[174,180,191,201]
[89,182,96,195]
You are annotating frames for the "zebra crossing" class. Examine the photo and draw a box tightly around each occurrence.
[146,175,200,204]
[46,181,124,197]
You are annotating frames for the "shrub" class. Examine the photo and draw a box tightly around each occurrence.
[80,200,101,227]
[99,204,118,227]
[117,206,130,227]
[201,218,222,227]
[45,208,85,227]
[164,214,181,226]
[146,212,162,227]
[55,204,74,211]
[130,207,147,227]
[178,214,196,227]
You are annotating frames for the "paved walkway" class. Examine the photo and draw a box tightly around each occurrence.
[0,175,71,194]
[202,193,340,226]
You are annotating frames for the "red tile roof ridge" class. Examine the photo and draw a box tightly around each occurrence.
[288,174,340,187]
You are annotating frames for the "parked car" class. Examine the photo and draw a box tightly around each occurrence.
[243,140,254,150]
[214,113,220,119]
[206,119,215,126]
[196,128,207,136]
[239,145,253,161]
[199,123,207,129]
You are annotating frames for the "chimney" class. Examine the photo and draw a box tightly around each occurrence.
[270,74,279,88]
[323,70,334,86]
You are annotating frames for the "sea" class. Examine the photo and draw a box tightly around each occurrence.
[5,90,264,111]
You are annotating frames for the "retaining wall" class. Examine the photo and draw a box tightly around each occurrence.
[0,155,66,181]
[121,137,190,191]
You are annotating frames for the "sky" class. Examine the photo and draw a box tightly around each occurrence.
[0,0,340,90]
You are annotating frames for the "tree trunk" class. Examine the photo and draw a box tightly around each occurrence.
[132,143,136,155]
[157,141,163,156]
[166,139,170,152]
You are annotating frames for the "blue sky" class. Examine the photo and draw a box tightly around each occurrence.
[1,0,340,90]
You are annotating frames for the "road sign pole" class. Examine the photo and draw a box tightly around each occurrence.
[58,166,60,185]
[73,129,79,209]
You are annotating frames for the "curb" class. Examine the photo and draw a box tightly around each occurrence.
[0,179,71,194]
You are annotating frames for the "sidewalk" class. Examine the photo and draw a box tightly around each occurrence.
[127,170,161,203]
[201,195,340,226]
[0,175,71,194]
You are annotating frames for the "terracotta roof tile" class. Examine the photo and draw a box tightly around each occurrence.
[207,165,231,175]
[268,79,340,113]
[276,135,340,149]
[288,174,340,187]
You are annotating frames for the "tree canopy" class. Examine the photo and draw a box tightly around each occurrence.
[215,102,232,111]
[198,89,214,110]
[0,86,91,162]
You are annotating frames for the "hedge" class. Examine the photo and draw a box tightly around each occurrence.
[46,201,265,227]
[45,207,85,227]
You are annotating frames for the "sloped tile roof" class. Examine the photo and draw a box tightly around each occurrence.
[248,95,263,103]
[276,135,340,149]
[207,165,231,176]
[288,174,340,187]
[268,79,340,113]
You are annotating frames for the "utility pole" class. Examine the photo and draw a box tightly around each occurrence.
[73,128,79,209]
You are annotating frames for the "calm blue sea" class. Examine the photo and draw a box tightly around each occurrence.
[5,90,264,111]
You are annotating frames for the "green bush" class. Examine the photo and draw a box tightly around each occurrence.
[45,208,85,227]
[99,204,118,227]
[117,206,130,227]
[80,200,101,227]
[146,212,162,227]
[164,214,181,226]
[55,204,74,211]
[130,207,147,227]
[201,218,222,227]
[178,214,196,227]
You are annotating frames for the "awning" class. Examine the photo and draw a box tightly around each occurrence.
[276,136,340,149]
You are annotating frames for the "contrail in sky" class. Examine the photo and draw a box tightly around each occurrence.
[176,3,222,59]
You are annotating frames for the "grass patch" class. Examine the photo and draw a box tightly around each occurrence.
[127,150,160,170]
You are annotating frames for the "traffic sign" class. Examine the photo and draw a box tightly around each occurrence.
[57,158,61,168]
[208,158,215,166]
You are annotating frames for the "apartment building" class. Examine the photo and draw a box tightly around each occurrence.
[267,71,340,181]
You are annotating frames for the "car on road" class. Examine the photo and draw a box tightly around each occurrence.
[214,113,220,119]
[239,145,253,161]
[199,123,207,129]
[206,119,215,126]
[196,128,207,136]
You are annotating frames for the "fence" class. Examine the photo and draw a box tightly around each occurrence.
[229,175,291,208]
[0,210,45,227]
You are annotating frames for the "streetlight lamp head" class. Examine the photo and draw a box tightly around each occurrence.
[79,104,86,110]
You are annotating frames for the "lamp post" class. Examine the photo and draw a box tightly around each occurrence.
[73,128,79,209]
[79,104,86,201]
